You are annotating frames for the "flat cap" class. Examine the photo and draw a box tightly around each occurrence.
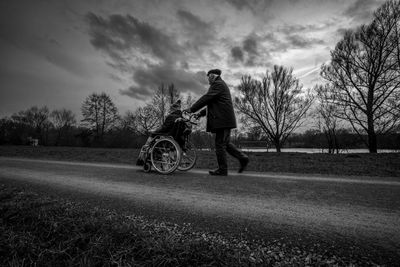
[207,69,221,76]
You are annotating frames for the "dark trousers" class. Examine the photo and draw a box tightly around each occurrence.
[215,128,247,172]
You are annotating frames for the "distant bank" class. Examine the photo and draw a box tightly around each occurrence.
[240,148,400,153]
[200,147,399,153]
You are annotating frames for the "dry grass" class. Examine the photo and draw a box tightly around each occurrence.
[1,184,363,266]
[1,145,399,177]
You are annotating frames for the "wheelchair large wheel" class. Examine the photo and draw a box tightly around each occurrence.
[178,141,197,171]
[150,138,181,174]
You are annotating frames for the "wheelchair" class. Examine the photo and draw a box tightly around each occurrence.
[138,114,198,174]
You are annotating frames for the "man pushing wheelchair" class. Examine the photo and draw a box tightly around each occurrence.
[136,68,249,175]
[184,68,249,176]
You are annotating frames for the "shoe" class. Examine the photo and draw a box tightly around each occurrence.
[209,169,228,176]
[238,157,249,173]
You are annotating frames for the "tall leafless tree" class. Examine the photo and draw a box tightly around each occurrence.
[235,65,313,152]
[119,111,138,134]
[128,83,193,136]
[390,0,400,68]
[81,92,119,142]
[321,0,400,153]
[152,83,180,124]
[134,105,159,135]
[314,84,341,153]
[51,109,76,145]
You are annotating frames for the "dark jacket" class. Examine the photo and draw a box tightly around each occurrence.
[190,76,237,132]
[152,110,182,136]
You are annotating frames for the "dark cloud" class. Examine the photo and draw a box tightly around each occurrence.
[109,73,124,82]
[119,64,208,100]
[277,23,334,35]
[255,27,326,53]
[261,32,282,48]
[231,46,244,62]
[224,0,274,16]
[86,12,182,65]
[243,37,258,55]
[224,0,253,10]
[177,9,209,31]
[343,0,383,22]
[180,61,189,69]
[335,27,357,39]
[270,23,329,50]
[229,35,271,67]
[285,34,325,48]
[86,12,210,100]
[336,27,348,36]
[176,9,215,50]
[119,85,151,101]
[243,36,260,66]
[228,22,326,68]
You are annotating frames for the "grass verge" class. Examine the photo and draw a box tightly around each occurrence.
[1,183,379,266]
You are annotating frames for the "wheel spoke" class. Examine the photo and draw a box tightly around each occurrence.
[178,141,197,171]
[150,138,180,174]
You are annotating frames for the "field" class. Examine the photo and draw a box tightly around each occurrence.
[0,145,399,177]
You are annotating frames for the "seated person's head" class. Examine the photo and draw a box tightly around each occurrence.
[169,100,181,113]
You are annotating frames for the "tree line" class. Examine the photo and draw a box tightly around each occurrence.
[0,95,398,152]
[0,0,399,153]
[0,84,196,148]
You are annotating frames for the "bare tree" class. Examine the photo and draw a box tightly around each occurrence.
[119,111,138,134]
[152,83,180,124]
[389,0,400,68]
[134,105,160,135]
[244,124,264,141]
[314,84,341,153]
[167,83,180,105]
[182,93,195,110]
[50,109,76,145]
[11,106,51,145]
[321,0,400,153]
[81,92,119,142]
[126,83,190,136]
[235,65,313,152]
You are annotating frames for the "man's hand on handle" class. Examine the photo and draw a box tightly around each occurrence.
[193,113,202,120]
[183,108,204,120]
[183,108,192,114]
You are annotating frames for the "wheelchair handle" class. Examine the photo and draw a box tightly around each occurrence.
[180,113,199,125]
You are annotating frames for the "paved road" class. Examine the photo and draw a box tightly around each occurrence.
[1,156,399,259]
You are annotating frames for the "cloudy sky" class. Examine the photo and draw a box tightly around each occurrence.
[0,0,386,118]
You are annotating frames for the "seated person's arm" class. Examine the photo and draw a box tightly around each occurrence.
[153,112,181,135]
[196,108,207,118]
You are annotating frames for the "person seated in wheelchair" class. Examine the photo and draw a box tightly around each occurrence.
[136,100,187,166]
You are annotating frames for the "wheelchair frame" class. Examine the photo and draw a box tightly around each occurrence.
[139,114,198,174]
